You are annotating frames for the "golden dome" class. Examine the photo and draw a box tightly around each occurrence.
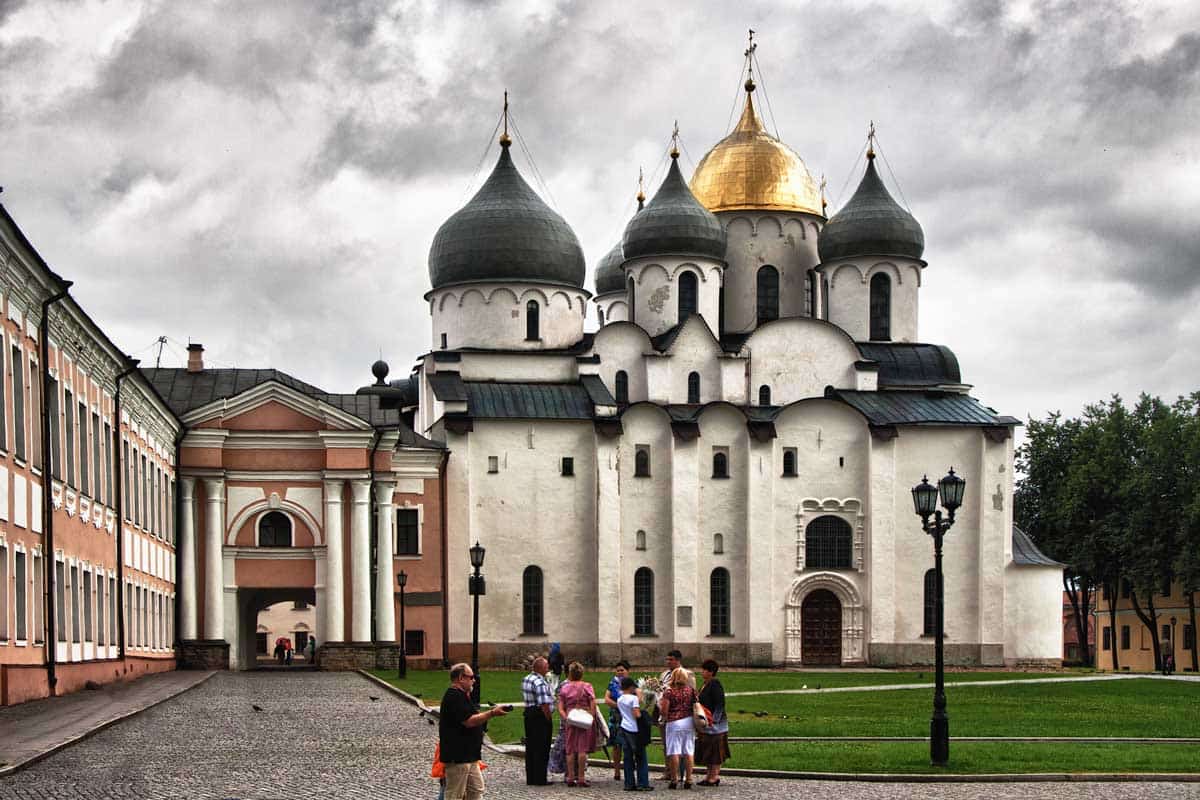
[689,90,823,216]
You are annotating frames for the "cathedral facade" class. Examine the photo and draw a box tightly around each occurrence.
[405,79,1063,667]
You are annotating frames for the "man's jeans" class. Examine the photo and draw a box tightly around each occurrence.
[619,729,650,789]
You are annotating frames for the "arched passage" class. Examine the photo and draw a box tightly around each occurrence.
[785,572,867,665]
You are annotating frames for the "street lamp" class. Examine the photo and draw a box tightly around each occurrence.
[911,468,966,767]
[397,570,408,680]
[1170,616,1178,675]
[468,541,486,705]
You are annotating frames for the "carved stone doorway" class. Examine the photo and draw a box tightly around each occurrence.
[801,589,842,666]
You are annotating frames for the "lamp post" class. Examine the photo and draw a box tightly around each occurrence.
[397,570,408,680]
[911,468,966,768]
[1170,616,1178,674]
[468,541,486,705]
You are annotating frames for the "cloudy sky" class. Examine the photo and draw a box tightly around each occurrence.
[1,0,1197,433]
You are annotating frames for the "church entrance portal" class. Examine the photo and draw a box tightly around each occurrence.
[801,589,842,666]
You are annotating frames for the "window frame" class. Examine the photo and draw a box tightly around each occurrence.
[633,567,655,636]
[782,448,798,477]
[678,270,699,319]
[709,567,731,636]
[869,272,891,341]
[257,511,293,547]
[634,446,651,478]
[711,450,729,479]
[614,370,629,405]
[805,515,854,570]
[756,265,780,325]
[396,507,420,556]
[561,456,574,477]
[522,565,544,635]
[687,371,701,404]
[525,300,540,341]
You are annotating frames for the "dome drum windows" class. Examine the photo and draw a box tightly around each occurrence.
[258,511,292,547]
[526,300,540,341]
[756,265,779,325]
[869,273,891,341]
[678,270,699,319]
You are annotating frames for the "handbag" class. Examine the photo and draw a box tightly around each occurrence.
[566,707,594,729]
[693,700,713,732]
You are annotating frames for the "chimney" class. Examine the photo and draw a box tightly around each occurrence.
[187,343,204,373]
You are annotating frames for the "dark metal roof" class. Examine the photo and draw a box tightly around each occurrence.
[140,368,409,429]
[594,241,625,295]
[465,382,594,420]
[427,371,468,402]
[818,155,924,263]
[428,144,585,290]
[622,155,726,261]
[829,389,1007,426]
[1012,525,1064,567]
[580,374,616,406]
[650,315,722,353]
[856,342,962,387]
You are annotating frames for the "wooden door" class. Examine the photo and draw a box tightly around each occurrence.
[801,589,842,666]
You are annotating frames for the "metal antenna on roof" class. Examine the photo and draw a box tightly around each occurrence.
[154,336,167,368]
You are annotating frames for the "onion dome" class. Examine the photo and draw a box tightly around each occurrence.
[594,241,625,294]
[428,140,585,290]
[690,80,822,215]
[818,151,924,263]
[622,152,726,260]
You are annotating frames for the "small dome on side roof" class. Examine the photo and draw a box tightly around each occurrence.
[818,152,924,263]
[622,154,726,261]
[594,241,625,294]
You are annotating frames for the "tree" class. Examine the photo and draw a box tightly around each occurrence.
[1174,393,1200,672]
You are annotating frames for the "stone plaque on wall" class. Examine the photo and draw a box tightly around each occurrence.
[676,606,693,627]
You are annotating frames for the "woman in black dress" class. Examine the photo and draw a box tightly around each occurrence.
[696,659,731,786]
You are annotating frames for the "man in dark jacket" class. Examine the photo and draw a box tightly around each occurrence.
[440,663,508,799]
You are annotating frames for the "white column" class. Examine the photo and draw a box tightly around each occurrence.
[323,480,346,643]
[671,435,699,644]
[595,437,622,647]
[202,477,225,640]
[374,481,397,642]
[350,479,372,642]
[178,477,198,640]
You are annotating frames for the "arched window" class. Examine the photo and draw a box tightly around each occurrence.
[923,568,938,636]
[258,512,292,547]
[687,371,701,404]
[635,530,647,551]
[821,275,830,319]
[756,266,779,325]
[634,567,655,635]
[634,447,651,477]
[713,533,724,554]
[628,277,637,320]
[526,300,540,340]
[869,273,891,341]
[805,515,852,569]
[678,271,698,319]
[615,370,629,405]
[523,565,544,635]
[712,452,728,478]
[782,448,797,477]
[598,308,605,326]
[710,568,731,635]
[759,385,771,406]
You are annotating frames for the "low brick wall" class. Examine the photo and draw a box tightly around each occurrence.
[178,640,230,670]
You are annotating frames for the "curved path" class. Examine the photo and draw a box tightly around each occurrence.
[0,671,1197,799]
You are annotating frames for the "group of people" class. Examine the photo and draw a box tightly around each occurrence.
[270,636,317,666]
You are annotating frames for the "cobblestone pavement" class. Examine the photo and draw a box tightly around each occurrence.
[0,672,1197,799]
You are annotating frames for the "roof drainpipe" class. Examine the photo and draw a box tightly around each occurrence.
[172,429,184,651]
[113,359,141,661]
[368,427,383,645]
[39,280,72,694]
[439,449,450,668]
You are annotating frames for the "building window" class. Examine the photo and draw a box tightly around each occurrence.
[440,333,447,350]
[70,565,80,643]
[756,266,779,325]
[869,273,891,340]
[821,275,830,319]
[713,533,724,554]
[805,270,816,317]
[83,570,93,642]
[48,378,60,479]
[0,545,7,641]
[782,448,798,477]
[404,629,425,656]
[12,345,24,461]
[103,422,113,504]
[107,576,116,647]
[1185,625,1195,650]
[628,277,636,321]
[712,450,729,479]
[293,600,309,610]
[598,308,605,326]
[91,413,102,503]
[1121,579,1131,599]
[634,567,654,635]
[525,300,540,340]
[634,446,651,477]
[635,530,646,551]
[1120,625,1130,650]
[396,509,419,555]
[79,402,89,496]
[56,561,66,642]
[522,565,544,635]
[96,575,105,647]
[1102,626,1111,651]
[687,372,701,404]
[64,389,75,487]
[487,456,499,474]
[561,457,574,477]
[258,512,292,547]
[923,568,937,636]
[33,553,43,644]
[805,515,853,569]
[14,549,26,642]
[710,567,731,635]
[1162,623,1171,643]
[614,371,629,405]
[759,385,771,406]
[678,270,698,318]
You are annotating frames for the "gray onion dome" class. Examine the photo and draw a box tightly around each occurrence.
[622,154,726,261]
[428,143,585,290]
[593,241,625,294]
[818,154,924,262]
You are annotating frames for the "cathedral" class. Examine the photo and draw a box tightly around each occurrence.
[393,68,1064,668]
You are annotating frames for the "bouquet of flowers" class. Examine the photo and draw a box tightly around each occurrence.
[636,675,662,713]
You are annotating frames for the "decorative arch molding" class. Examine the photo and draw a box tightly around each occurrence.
[632,263,671,284]
[782,218,807,241]
[794,497,866,572]
[827,262,864,289]
[670,262,714,282]
[784,570,867,664]
[723,216,755,237]
[756,215,785,238]
[515,286,552,307]
[456,287,489,308]
[548,289,575,310]
[806,221,822,240]
[864,261,904,285]
[227,499,323,547]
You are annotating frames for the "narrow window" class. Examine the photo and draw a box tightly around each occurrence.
[487,455,499,474]
[561,456,574,477]
[756,266,779,325]
[258,511,292,547]
[598,308,605,326]
[687,371,700,404]
[440,332,447,350]
[713,533,724,554]
[1102,626,1111,651]
[821,275,830,319]
[1185,624,1195,650]
[78,401,89,495]
[710,567,731,635]
[805,515,853,569]
[923,568,937,636]
[83,570,93,642]
[107,576,116,647]
[141,454,148,526]
[526,300,540,340]
[0,546,7,640]
[634,446,650,477]
[614,371,629,405]
[103,422,112,504]
[628,277,636,322]
[634,567,654,635]
[522,565,544,635]
[712,451,729,478]
[635,530,646,551]
[759,385,771,406]
[55,561,66,641]
[12,345,25,461]
[48,377,60,479]
[678,271,698,318]
[15,550,26,641]
[405,629,426,655]
[91,413,101,503]
[33,554,44,643]
[869,272,891,340]
[70,565,80,643]
[64,389,75,487]
[96,575,105,647]
[396,508,419,555]
[0,338,6,449]
[1120,625,1130,649]
[782,448,798,477]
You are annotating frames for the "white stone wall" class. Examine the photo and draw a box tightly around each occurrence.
[1004,564,1065,662]
[595,292,628,325]
[625,257,723,337]
[821,259,923,343]
[719,212,823,333]
[429,282,588,351]
[744,319,861,404]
